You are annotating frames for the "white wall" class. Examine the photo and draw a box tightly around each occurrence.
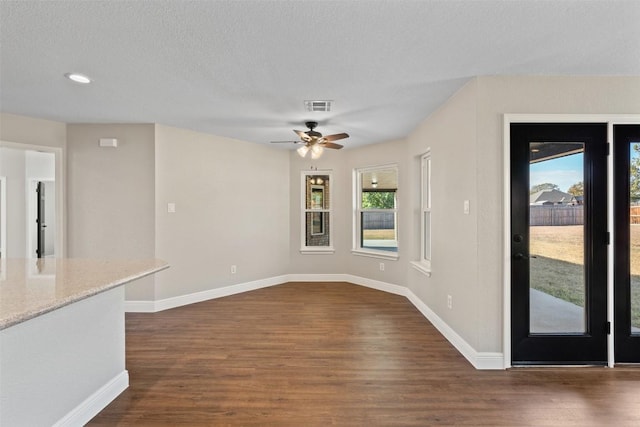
[25,150,55,179]
[406,76,640,355]
[0,113,67,150]
[407,79,480,349]
[154,124,291,300]
[66,124,156,300]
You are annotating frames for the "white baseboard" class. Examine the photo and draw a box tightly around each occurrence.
[53,370,129,427]
[286,273,350,282]
[405,290,504,369]
[344,274,408,296]
[125,274,504,369]
[285,273,407,296]
[126,275,288,313]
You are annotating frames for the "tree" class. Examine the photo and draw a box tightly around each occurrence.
[631,144,640,203]
[530,183,559,194]
[362,191,395,209]
[567,181,583,197]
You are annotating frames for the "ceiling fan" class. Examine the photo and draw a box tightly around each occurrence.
[271,121,349,159]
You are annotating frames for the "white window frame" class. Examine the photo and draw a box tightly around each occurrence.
[300,170,334,254]
[352,164,399,260]
[412,150,432,276]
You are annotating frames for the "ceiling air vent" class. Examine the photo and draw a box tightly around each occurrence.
[304,100,332,112]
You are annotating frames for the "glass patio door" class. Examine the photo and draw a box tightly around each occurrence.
[511,123,608,365]
[614,124,640,363]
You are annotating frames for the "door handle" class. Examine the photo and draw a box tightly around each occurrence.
[513,252,529,260]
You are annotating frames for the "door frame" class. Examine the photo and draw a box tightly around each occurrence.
[503,114,640,369]
[0,140,65,258]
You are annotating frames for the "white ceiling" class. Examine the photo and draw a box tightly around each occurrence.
[1,1,639,149]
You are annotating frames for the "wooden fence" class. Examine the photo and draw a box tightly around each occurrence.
[632,206,640,225]
[532,206,640,226]
[362,212,395,230]
[530,205,583,226]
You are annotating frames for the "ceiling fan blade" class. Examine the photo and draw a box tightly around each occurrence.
[270,140,300,144]
[322,142,343,149]
[322,132,349,142]
[294,130,312,142]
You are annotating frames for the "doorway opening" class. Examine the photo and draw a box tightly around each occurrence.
[0,142,63,259]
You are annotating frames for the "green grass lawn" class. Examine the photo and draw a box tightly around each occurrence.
[530,226,640,329]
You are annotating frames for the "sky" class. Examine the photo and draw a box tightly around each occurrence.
[530,152,583,193]
[530,144,640,193]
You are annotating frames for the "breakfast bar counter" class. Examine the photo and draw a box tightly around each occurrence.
[0,258,169,427]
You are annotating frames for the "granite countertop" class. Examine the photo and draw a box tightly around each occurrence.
[0,258,169,330]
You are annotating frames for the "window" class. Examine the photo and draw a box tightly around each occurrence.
[353,165,398,259]
[413,150,432,275]
[301,171,333,253]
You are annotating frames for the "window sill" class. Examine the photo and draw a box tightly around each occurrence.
[300,247,335,255]
[411,261,432,277]
[351,249,399,261]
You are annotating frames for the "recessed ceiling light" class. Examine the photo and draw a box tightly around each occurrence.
[64,73,92,84]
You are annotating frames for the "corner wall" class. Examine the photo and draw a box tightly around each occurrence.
[406,79,480,350]
[287,139,409,285]
[153,125,291,301]
[66,124,156,300]
[406,76,640,359]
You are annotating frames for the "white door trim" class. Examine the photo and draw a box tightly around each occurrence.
[503,114,640,369]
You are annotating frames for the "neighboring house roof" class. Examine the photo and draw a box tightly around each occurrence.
[530,189,575,205]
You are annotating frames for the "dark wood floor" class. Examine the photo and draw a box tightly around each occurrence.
[89,282,640,426]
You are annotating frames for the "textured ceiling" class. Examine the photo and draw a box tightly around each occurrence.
[1,1,639,149]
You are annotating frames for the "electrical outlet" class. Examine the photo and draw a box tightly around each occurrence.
[379,262,385,271]
[231,265,237,274]
[447,295,452,309]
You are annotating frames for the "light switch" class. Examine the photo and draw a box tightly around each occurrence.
[167,202,176,213]
[463,200,470,215]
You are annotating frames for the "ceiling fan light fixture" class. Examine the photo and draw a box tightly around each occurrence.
[272,122,348,156]
[297,145,310,158]
[311,144,324,159]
